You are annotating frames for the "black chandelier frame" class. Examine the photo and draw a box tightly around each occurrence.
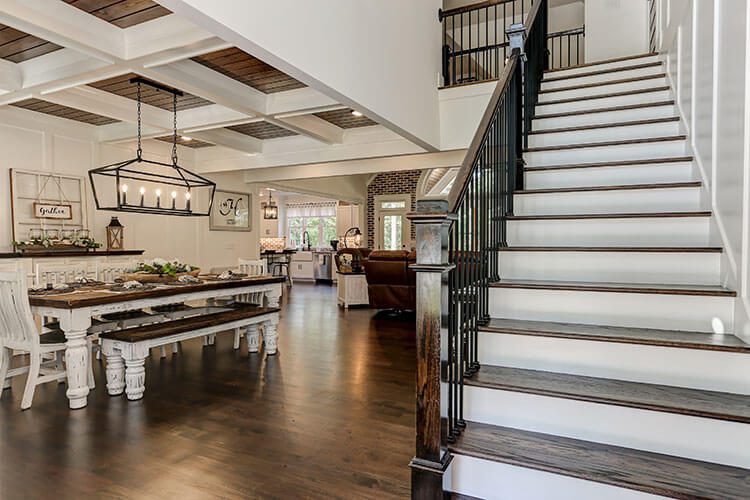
[88,77,216,217]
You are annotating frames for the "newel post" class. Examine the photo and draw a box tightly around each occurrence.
[408,199,456,499]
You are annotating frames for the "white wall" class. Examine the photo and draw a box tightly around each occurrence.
[160,0,443,151]
[660,0,750,341]
[585,0,649,62]
[0,107,260,272]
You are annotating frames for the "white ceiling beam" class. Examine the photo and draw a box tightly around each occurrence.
[124,14,218,60]
[139,38,231,68]
[266,87,339,116]
[0,59,21,92]
[139,59,266,115]
[272,115,343,145]
[0,0,124,62]
[177,104,252,131]
[97,122,165,143]
[188,129,262,155]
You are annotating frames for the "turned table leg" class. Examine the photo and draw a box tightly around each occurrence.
[263,320,279,355]
[246,324,261,354]
[60,312,93,409]
[122,345,148,401]
[104,351,125,396]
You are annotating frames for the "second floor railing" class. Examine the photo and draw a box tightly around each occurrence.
[409,2,548,496]
[547,26,584,70]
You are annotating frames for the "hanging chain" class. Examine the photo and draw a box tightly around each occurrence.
[136,81,142,160]
[171,92,179,166]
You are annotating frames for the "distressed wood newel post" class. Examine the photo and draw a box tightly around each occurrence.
[408,199,456,499]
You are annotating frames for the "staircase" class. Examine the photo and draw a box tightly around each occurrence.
[443,53,750,499]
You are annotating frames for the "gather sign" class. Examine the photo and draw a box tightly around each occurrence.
[33,203,72,219]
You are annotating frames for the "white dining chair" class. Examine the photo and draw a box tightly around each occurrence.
[0,270,95,410]
[96,260,139,282]
[34,262,90,287]
[233,258,268,349]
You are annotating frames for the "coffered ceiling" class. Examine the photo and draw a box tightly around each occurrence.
[227,122,298,140]
[88,73,213,111]
[155,135,214,149]
[11,98,119,125]
[0,24,62,63]
[63,0,171,28]
[314,109,377,129]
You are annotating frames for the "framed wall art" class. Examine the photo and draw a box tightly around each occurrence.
[209,190,251,231]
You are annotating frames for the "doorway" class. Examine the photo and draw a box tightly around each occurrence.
[374,194,411,250]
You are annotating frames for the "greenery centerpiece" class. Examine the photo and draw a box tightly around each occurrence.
[14,234,101,252]
[120,258,200,283]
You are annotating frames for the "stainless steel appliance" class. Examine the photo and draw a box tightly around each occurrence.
[313,251,334,282]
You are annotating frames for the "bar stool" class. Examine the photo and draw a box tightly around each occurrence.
[270,254,293,287]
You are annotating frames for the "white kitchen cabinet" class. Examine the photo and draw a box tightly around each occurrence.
[290,251,314,280]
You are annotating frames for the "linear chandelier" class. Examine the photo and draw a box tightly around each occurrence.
[88,77,216,216]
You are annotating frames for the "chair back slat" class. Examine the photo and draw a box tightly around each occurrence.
[35,263,89,287]
[0,271,40,346]
[97,260,139,282]
[237,259,267,305]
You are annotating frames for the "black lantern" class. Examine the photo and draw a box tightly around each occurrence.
[106,217,124,251]
[263,189,278,220]
[88,77,216,217]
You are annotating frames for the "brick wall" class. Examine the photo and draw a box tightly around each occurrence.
[366,169,423,249]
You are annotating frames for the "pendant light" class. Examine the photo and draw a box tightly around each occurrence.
[88,77,216,216]
[263,189,278,219]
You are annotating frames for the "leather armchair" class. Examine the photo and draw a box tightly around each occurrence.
[364,250,416,310]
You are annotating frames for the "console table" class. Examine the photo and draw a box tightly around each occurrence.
[336,271,369,309]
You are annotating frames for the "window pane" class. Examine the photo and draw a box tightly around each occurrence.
[381,201,406,209]
[383,215,402,250]
[306,219,321,247]
[288,217,303,247]
[322,216,337,246]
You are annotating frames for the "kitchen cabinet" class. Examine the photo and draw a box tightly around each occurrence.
[290,251,314,280]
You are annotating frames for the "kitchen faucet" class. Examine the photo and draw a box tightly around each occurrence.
[302,231,311,251]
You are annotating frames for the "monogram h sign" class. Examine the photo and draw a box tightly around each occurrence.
[209,190,251,231]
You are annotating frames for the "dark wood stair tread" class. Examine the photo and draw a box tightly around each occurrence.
[516,181,700,194]
[450,422,750,499]
[534,100,676,120]
[529,116,680,135]
[536,86,670,107]
[524,156,693,172]
[467,365,750,423]
[544,52,658,74]
[489,279,735,297]
[499,246,722,253]
[506,211,711,220]
[480,317,749,353]
[525,135,686,153]
[539,73,666,94]
[542,61,663,83]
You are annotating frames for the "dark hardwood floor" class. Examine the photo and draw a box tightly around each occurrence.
[0,284,416,499]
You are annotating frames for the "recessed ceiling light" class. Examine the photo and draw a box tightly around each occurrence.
[181,136,192,142]
[351,110,363,117]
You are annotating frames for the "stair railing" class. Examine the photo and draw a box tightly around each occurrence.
[409,1,547,497]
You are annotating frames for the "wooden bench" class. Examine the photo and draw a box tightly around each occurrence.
[100,304,280,400]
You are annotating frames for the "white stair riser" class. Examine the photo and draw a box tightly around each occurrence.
[478,332,750,394]
[514,187,701,215]
[459,386,750,468]
[524,163,694,189]
[538,76,668,103]
[534,105,677,130]
[498,251,720,285]
[508,217,710,246]
[524,140,687,167]
[535,90,672,114]
[488,287,734,331]
[527,121,680,148]
[544,55,661,79]
[446,455,667,500]
[541,65,664,91]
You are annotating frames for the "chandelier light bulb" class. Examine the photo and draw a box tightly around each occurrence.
[121,184,128,193]
[171,191,177,199]
[139,186,146,195]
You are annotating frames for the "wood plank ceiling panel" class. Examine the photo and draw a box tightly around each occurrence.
[192,47,306,94]
[314,108,377,128]
[88,73,213,111]
[11,98,119,125]
[227,121,297,140]
[0,24,62,62]
[64,0,172,28]
[154,136,214,149]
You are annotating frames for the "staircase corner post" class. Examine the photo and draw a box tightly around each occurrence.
[408,199,456,499]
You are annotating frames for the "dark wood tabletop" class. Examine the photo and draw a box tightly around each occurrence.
[28,275,285,309]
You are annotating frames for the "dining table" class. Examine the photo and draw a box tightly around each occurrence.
[28,275,285,409]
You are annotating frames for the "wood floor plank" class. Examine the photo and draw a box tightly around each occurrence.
[481,317,749,352]
[468,365,750,423]
[489,279,736,297]
[450,422,750,499]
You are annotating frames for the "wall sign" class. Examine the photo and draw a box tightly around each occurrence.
[33,203,72,219]
[209,190,251,231]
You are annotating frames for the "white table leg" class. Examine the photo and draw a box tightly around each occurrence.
[263,320,279,355]
[122,344,148,401]
[59,311,92,409]
[246,324,260,353]
[104,350,125,396]
[266,284,281,308]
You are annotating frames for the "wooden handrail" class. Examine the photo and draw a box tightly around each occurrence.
[440,0,517,19]
[447,54,519,212]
